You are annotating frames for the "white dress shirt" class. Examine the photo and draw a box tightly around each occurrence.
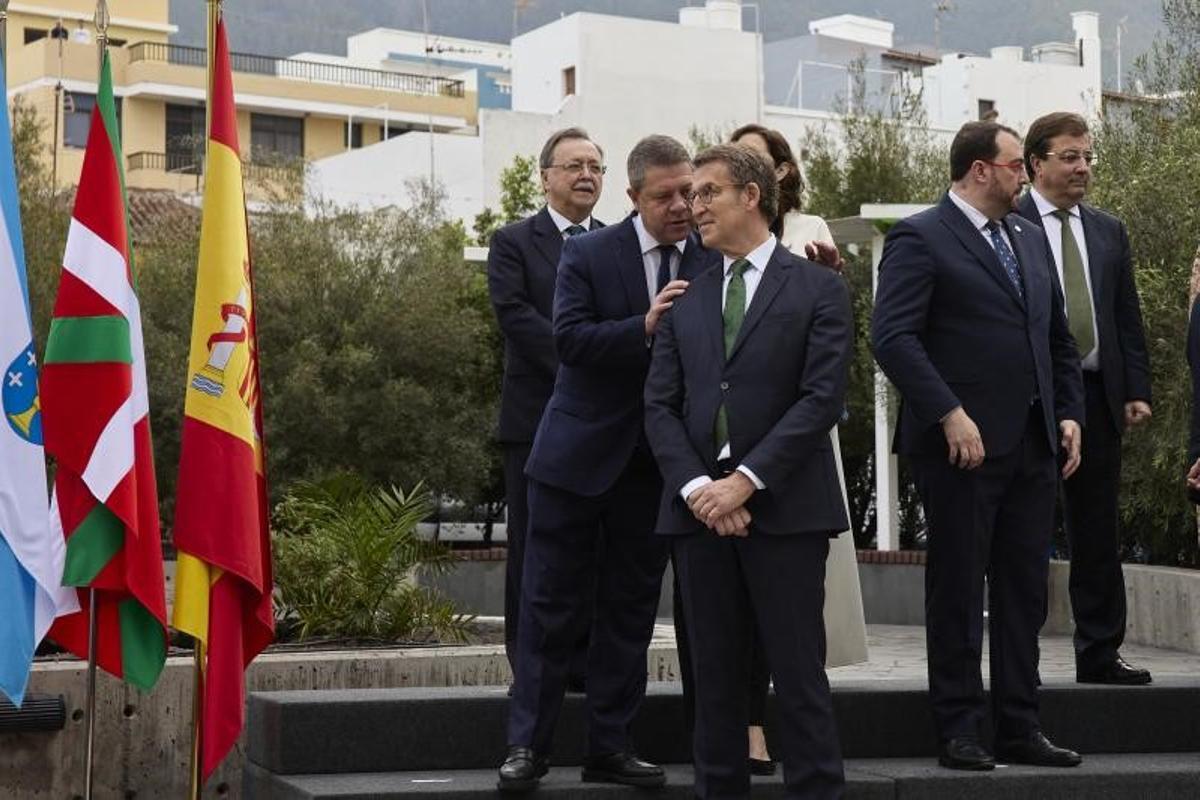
[679,235,776,502]
[1029,188,1100,369]
[633,213,685,304]
[948,189,1015,252]
[547,204,593,240]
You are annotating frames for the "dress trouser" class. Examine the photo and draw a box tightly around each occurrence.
[503,443,589,682]
[507,451,669,756]
[911,408,1056,742]
[674,531,842,800]
[1061,371,1127,672]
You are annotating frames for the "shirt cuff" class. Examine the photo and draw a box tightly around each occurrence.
[680,475,712,502]
[736,465,765,490]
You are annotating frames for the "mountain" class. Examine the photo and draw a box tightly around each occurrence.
[170,1,1162,90]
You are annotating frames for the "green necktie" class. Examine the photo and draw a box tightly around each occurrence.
[714,259,749,450]
[1053,209,1095,357]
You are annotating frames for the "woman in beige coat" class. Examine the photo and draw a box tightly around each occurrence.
[728,123,869,772]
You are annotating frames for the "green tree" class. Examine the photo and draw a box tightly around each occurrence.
[1088,0,1200,566]
[473,153,541,245]
[802,72,949,548]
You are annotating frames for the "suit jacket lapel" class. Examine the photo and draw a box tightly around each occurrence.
[530,207,564,273]
[938,194,1025,310]
[728,243,787,362]
[1079,204,1105,301]
[614,217,651,315]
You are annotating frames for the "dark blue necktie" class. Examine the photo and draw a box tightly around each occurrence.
[564,224,587,238]
[656,244,675,294]
[985,221,1024,300]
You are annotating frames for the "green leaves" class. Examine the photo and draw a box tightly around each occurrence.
[273,474,473,643]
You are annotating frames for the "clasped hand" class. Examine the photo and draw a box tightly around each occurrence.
[687,472,756,537]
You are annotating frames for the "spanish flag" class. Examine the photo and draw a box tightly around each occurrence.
[171,15,274,781]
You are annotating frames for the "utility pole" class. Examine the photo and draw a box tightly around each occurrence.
[933,1,955,53]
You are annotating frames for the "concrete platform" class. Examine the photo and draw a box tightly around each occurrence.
[245,754,1200,799]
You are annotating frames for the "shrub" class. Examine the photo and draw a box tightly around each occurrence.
[272,474,473,642]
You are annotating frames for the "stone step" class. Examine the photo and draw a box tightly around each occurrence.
[244,754,1200,799]
[246,679,1200,776]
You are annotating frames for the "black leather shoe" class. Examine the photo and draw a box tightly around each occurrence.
[581,752,666,787]
[1077,656,1152,686]
[748,757,776,776]
[938,737,995,771]
[996,731,1082,767]
[498,746,548,792]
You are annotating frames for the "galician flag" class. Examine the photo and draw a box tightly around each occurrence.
[0,58,78,708]
[172,16,274,781]
[40,51,167,690]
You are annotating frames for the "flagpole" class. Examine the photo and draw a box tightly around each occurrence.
[0,1,10,66]
[83,10,109,800]
[186,5,222,797]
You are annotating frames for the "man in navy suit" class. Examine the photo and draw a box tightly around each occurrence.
[499,135,718,792]
[1017,112,1154,686]
[872,121,1086,771]
[644,143,852,799]
[488,127,606,684]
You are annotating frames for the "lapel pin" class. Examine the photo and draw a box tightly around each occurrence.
[1014,224,1022,233]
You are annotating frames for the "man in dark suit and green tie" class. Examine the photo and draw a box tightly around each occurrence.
[1018,112,1154,687]
[644,143,853,799]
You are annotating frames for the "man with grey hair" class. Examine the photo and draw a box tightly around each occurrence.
[500,134,718,792]
[488,126,605,689]
[645,144,853,798]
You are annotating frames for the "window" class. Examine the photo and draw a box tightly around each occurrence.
[250,113,303,160]
[343,121,363,149]
[978,99,996,120]
[165,103,206,173]
[562,66,576,97]
[24,28,48,45]
[63,92,122,149]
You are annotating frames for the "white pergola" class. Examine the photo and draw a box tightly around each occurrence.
[828,203,932,551]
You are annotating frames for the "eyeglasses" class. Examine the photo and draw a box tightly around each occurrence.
[685,183,746,206]
[547,161,607,176]
[985,159,1027,173]
[1044,150,1098,166]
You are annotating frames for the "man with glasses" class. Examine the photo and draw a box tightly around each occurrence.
[644,143,852,798]
[1018,112,1153,687]
[488,127,606,692]
[499,134,718,792]
[872,121,1086,771]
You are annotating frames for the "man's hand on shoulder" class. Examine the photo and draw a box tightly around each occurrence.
[804,240,845,273]
[645,279,689,336]
[941,406,985,470]
[1060,420,1082,479]
[687,472,756,529]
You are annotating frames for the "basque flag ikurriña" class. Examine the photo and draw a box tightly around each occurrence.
[40,51,168,690]
[172,16,275,781]
[0,58,78,708]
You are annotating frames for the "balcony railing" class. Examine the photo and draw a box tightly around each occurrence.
[127,151,298,183]
[128,150,201,174]
[126,41,465,98]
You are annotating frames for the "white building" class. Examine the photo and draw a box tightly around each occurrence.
[308,2,1108,226]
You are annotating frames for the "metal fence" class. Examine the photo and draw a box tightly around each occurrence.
[127,41,465,97]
